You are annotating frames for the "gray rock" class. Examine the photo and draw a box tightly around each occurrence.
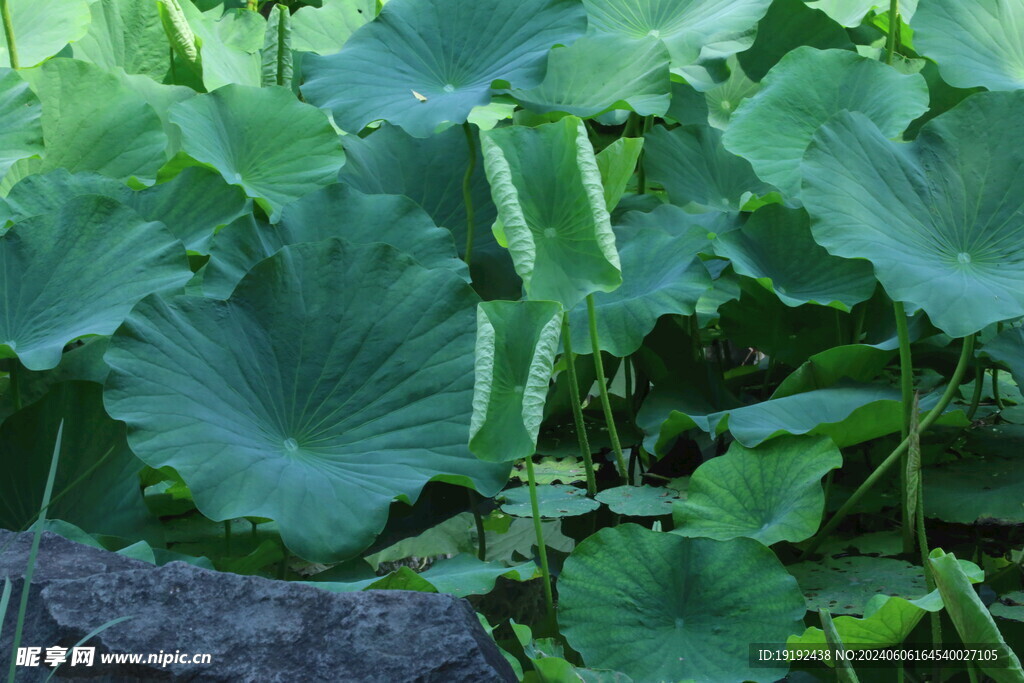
[0,530,515,682]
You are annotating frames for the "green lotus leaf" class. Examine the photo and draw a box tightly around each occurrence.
[316,554,535,596]
[470,300,563,463]
[567,223,712,356]
[929,549,1024,681]
[595,485,680,517]
[644,123,773,211]
[713,205,876,309]
[28,58,167,183]
[991,591,1024,623]
[559,524,804,682]
[582,0,772,68]
[0,0,91,68]
[500,483,599,518]
[789,557,930,616]
[913,0,1024,92]
[338,123,516,299]
[673,435,841,544]
[724,47,929,198]
[983,326,1024,389]
[0,195,191,371]
[509,34,671,118]
[4,168,249,252]
[805,0,890,27]
[0,381,161,543]
[169,84,345,220]
[301,0,586,137]
[261,4,292,89]
[175,1,265,90]
[72,0,171,79]
[924,445,1024,525]
[0,337,110,423]
[103,240,509,562]
[203,183,465,299]
[596,137,645,212]
[291,0,374,55]
[0,69,42,181]
[737,0,853,82]
[789,591,944,650]
[481,116,621,309]
[703,56,759,129]
[802,93,1024,338]
[772,344,895,397]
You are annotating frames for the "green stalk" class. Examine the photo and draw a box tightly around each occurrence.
[461,122,477,268]
[8,361,20,412]
[893,301,914,552]
[0,0,18,70]
[802,334,975,558]
[561,314,597,496]
[966,359,985,420]
[525,457,556,632]
[470,490,487,561]
[992,368,1004,411]
[275,4,288,87]
[586,294,628,484]
[884,0,899,65]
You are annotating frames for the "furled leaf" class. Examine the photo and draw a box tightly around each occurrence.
[673,435,841,544]
[724,47,929,198]
[583,0,772,68]
[470,300,563,463]
[481,116,621,309]
[0,195,191,371]
[801,92,1024,338]
[566,223,712,356]
[595,485,679,517]
[203,183,465,299]
[913,0,1024,91]
[29,58,167,183]
[291,0,374,55]
[789,557,930,615]
[73,0,171,79]
[169,84,345,220]
[103,240,509,562]
[301,0,586,137]
[929,549,1024,681]
[644,123,773,211]
[0,0,91,68]
[0,382,160,544]
[509,35,671,118]
[0,69,41,181]
[712,205,876,309]
[261,3,292,88]
[559,524,805,682]
[500,484,599,518]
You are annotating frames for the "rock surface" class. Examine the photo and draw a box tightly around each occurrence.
[0,530,515,682]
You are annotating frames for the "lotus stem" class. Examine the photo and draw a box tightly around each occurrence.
[966,359,984,420]
[893,301,914,552]
[470,490,487,561]
[884,0,899,65]
[992,368,1004,411]
[561,314,597,496]
[0,0,18,70]
[586,294,628,484]
[525,457,556,632]
[461,122,477,268]
[8,360,21,412]
[802,334,975,558]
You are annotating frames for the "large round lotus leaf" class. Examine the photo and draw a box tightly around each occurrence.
[509,34,671,118]
[924,447,1024,525]
[673,435,841,544]
[789,591,943,650]
[291,0,374,55]
[737,0,852,82]
[567,224,712,356]
[582,0,772,68]
[4,168,249,252]
[0,381,160,544]
[203,183,465,299]
[500,484,599,518]
[0,69,42,181]
[801,92,1024,338]
[772,344,895,397]
[28,58,167,183]
[72,0,170,79]
[0,195,191,371]
[481,116,621,309]
[169,85,345,220]
[595,485,679,517]
[713,205,876,310]
[913,0,1024,92]
[789,557,929,615]
[470,301,564,463]
[982,326,1024,390]
[103,240,509,562]
[301,0,587,137]
[558,524,804,682]
[804,0,898,27]
[170,1,265,91]
[0,0,91,68]
[644,123,773,211]
[724,48,929,198]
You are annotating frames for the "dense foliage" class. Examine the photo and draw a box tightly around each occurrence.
[1,0,1024,680]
